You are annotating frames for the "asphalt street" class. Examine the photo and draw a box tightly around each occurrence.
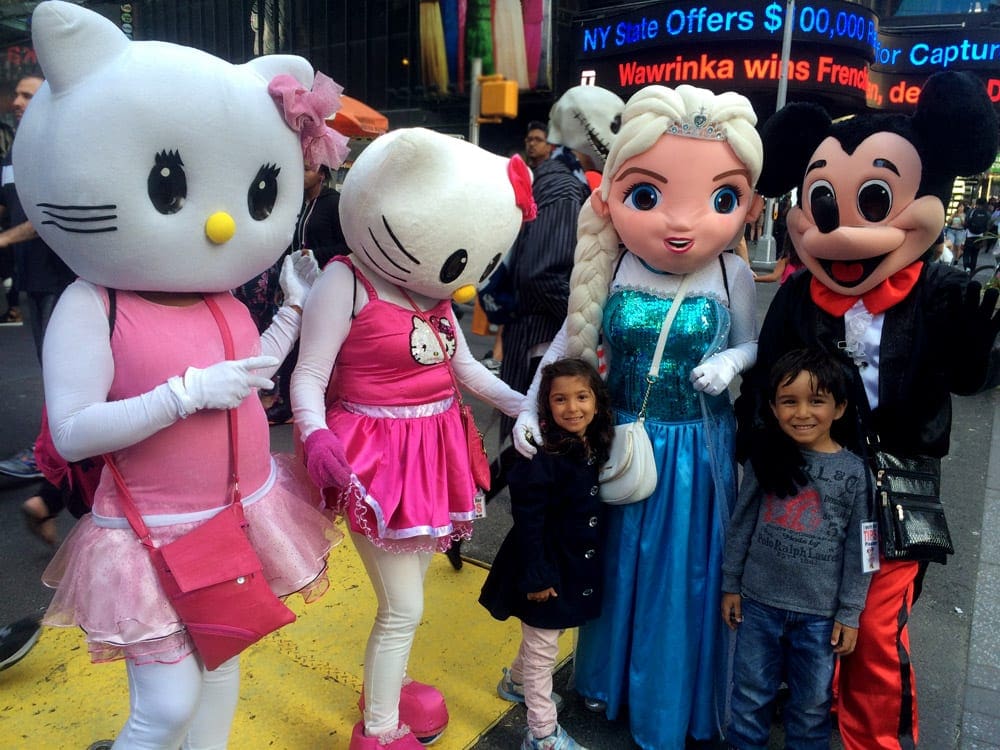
[0,277,997,749]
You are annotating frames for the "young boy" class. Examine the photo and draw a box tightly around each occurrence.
[722,348,875,749]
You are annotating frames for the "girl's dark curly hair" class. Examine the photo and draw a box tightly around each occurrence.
[536,358,615,465]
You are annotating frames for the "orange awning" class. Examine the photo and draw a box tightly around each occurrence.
[327,95,389,139]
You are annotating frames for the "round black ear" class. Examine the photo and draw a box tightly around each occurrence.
[756,103,832,198]
[914,71,998,179]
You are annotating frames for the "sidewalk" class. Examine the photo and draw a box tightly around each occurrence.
[0,526,573,748]
[962,396,1000,749]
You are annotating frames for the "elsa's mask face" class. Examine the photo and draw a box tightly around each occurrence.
[593,133,753,275]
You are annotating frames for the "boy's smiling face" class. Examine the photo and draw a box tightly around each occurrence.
[770,370,846,453]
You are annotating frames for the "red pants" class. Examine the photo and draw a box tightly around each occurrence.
[837,559,920,750]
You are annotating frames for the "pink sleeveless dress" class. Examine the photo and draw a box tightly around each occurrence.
[42,291,336,665]
[324,258,477,552]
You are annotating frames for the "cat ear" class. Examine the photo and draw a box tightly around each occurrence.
[31,1,130,94]
[246,55,314,88]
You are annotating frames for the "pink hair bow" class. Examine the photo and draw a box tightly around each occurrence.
[507,155,537,222]
[268,71,351,171]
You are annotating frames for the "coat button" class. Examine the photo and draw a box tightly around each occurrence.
[584,549,595,559]
[582,588,594,596]
[589,485,599,496]
[588,517,598,527]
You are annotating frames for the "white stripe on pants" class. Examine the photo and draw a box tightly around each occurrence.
[512,623,562,739]
[351,531,433,737]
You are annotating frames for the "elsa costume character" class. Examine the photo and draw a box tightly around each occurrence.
[513,85,763,749]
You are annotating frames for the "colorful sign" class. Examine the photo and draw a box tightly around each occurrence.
[574,0,1000,111]
[577,0,877,61]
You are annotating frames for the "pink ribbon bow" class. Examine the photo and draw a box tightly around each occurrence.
[268,71,351,171]
[507,154,537,222]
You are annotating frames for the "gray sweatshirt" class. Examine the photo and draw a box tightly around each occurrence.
[723,449,873,628]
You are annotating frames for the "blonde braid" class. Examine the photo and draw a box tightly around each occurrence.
[565,201,620,366]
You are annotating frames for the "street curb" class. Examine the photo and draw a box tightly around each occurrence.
[962,389,1000,749]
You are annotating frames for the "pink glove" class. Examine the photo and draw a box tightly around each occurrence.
[304,429,353,491]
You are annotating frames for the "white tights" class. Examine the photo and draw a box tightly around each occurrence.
[351,532,432,737]
[111,654,240,750]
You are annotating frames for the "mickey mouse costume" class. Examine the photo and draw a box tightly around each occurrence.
[736,71,1000,749]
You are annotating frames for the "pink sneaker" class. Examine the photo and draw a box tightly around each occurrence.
[358,679,449,745]
[348,721,423,749]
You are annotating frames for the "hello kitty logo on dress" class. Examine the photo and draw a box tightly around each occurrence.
[409,315,456,365]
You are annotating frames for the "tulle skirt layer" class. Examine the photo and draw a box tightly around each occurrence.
[41,453,340,665]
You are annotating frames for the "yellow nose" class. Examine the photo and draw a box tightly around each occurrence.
[452,284,477,305]
[205,212,236,244]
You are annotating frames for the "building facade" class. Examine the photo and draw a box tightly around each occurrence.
[0,1,996,163]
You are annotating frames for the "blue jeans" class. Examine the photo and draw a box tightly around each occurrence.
[727,598,835,750]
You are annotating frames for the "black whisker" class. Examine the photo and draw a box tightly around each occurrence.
[41,221,117,234]
[368,228,411,274]
[41,210,117,223]
[36,203,117,210]
[358,245,407,282]
[382,216,420,264]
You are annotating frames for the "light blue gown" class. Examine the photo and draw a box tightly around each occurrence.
[574,286,737,750]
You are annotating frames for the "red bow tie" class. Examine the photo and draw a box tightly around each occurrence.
[810,262,923,316]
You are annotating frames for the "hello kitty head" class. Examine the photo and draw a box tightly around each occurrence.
[338,127,533,302]
[12,1,314,293]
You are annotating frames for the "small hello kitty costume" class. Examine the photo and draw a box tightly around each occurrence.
[318,257,481,548]
[13,3,348,748]
[292,128,533,748]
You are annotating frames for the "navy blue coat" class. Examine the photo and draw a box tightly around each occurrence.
[479,446,605,630]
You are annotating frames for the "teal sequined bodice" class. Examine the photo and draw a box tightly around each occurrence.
[603,288,731,422]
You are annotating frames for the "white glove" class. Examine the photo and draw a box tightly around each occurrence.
[690,350,741,396]
[279,250,320,308]
[170,355,279,416]
[513,410,542,458]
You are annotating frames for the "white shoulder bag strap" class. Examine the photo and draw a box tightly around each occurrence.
[636,273,693,420]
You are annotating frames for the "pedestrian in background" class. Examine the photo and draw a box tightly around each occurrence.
[963,196,991,273]
[522,120,552,170]
[479,358,614,750]
[0,73,77,547]
[945,201,967,261]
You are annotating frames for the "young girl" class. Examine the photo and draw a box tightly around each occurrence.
[479,358,614,750]
[512,85,763,749]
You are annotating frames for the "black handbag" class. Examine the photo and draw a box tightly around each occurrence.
[872,450,953,563]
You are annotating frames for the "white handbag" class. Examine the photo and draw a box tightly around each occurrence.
[598,274,691,505]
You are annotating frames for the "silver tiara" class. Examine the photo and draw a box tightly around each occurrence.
[666,108,726,141]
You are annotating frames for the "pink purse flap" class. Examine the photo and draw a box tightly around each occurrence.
[157,504,264,593]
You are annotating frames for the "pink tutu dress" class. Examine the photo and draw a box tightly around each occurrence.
[42,291,336,665]
[322,258,478,552]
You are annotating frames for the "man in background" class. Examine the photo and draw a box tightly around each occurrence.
[522,120,551,170]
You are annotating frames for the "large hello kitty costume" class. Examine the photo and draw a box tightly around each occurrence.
[15,3,347,748]
[291,128,533,748]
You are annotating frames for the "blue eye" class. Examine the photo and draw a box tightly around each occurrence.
[624,183,660,211]
[713,186,741,214]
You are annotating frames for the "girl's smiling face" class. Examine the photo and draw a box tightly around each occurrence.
[594,133,753,275]
[548,374,598,439]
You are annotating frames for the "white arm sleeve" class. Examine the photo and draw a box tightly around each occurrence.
[42,282,187,462]
[258,304,301,374]
[719,254,758,371]
[451,325,526,417]
[290,262,356,440]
